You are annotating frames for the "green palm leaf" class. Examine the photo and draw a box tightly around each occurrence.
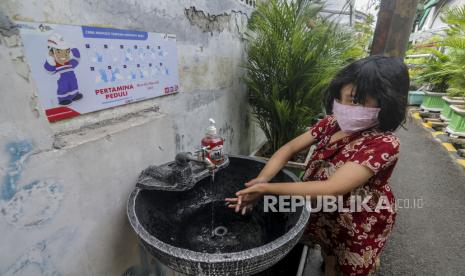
[245,0,359,153]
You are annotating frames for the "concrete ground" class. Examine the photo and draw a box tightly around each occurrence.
[378,116,465,275]
[303,116,465,275]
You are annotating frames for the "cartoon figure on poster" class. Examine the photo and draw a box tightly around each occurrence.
[43,33,83,105]
[19,22,180,122]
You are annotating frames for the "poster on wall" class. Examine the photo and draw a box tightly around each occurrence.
[17,22,180,122]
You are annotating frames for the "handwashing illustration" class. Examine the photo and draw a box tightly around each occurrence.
[43,33,83,106]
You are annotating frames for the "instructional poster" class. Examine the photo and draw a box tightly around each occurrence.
[17,22,180,122]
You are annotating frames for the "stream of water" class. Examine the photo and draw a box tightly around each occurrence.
[210,171,215,238]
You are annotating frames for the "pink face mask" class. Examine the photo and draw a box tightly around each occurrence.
[332,99,381,133]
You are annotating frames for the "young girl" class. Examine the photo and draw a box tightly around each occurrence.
[226,55,409,275]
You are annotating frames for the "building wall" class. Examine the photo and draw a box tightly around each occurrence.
[320,0,355,26]
[320,0,376,28]
[0,0,261,275]
[411,0,465,42]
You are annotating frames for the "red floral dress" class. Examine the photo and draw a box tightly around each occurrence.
[302,115,399,276]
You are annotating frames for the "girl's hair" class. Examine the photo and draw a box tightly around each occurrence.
[324,55,409,132]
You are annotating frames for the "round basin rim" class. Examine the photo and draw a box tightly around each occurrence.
[127,155,311,263]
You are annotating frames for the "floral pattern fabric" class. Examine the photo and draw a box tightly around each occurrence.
[302,115,399,275]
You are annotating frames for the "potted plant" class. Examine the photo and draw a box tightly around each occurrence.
[416,41,451,112]
[407,64,426,106]
[245,0,358,171]
[441,96,465,121]
[245,0,360,172]
[447,105,465,136]
[408,86,426,106]
[441,6,465,135]
[405,45,430,106]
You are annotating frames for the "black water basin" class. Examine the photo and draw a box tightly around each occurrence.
[127,155,310,275]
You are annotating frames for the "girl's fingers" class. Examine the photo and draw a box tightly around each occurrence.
[224,198,238,202]
[228,204,248,209]
[235,196,242,213]
[242,205,254,215]
[236,190,244,196]
[228,203,254,214]
[244,181,254,187]
[236,187,254,196]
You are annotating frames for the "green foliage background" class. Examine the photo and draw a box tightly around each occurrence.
[245,0,363,153]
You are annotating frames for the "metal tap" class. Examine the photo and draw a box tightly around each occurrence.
[193,146,217,171]
[137,150,229,191]
[175,149,215,171]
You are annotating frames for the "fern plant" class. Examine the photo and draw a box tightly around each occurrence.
[415,40,450,93]
[441,5,465,97]
[245,0,357,154]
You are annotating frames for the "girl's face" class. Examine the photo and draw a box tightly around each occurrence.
[339,84,378,108]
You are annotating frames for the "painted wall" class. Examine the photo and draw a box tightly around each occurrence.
[0,0,262,275]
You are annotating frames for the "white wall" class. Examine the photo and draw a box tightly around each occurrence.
[0,0,261,275]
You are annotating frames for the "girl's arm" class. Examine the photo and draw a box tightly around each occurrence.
[227,131,317,214]
[237,161,374,197]
[255,131,317,182]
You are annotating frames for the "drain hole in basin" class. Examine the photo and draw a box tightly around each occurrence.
[213,226,228,237]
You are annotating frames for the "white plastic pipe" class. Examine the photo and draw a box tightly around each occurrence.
[296,245,309,276]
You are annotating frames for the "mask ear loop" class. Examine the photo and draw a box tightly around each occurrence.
[350,87,358,105]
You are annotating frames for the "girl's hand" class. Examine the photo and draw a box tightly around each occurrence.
[225,177,268,214]
[225,183,269,215]
[236,183,269,197]
[244,177,269,187]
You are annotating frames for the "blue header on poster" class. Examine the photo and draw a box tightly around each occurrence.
[81,26,148,40]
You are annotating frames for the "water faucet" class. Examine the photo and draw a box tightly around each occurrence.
[176,150,216,172]
[194,146,217,171]
[136,151,229,191]
[203,156,216,172]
